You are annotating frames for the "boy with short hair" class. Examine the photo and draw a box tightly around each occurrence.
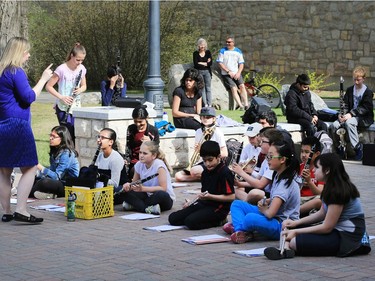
[175,107,228,182]
[299,136,324,216]
[330,66,374,160]
[233,127,283,203]
[168,141,235,230]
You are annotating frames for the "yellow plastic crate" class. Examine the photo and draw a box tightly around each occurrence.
[64,186,114,219]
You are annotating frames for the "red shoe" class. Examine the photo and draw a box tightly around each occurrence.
[222,222,234,235]
[230,231,253,244]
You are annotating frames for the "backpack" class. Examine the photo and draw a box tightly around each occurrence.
[225,138,243,166]
[314,130,333,154]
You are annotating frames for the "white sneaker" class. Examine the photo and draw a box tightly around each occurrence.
[122,201,134,211]
[34,191,56,200]
[11,187,17,196]
[145,204,161,215]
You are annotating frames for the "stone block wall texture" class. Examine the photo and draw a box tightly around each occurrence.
[183,1,375,89]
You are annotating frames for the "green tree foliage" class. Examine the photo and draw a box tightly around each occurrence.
[27,1,201,89]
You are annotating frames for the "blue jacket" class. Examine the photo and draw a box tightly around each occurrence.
[41,149,79,181]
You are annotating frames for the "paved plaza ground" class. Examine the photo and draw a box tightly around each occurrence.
[1,160,374,281]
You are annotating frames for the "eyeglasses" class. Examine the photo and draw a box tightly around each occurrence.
[266,155,283,161]
[49,134,60,140]
[261,139,270,144]
[226,41,233,44]
[96,135,111,140]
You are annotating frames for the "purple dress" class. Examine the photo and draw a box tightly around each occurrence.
[0,67,38,167]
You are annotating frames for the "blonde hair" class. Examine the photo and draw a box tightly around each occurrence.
[0,37,30,77]
[142,141,172,173]
[65,42,86,62]
[353,66,366,79]
[196,38,208,51]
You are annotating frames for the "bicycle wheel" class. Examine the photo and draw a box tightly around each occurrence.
[256,84,281,108]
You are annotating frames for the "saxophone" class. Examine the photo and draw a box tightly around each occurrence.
[184,125,215,175]
[234,156,257,181]
[336,76,347,158]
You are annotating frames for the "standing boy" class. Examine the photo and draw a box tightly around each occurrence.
[169,141,235,230]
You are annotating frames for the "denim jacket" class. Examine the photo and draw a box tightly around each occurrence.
[40,149,79,181]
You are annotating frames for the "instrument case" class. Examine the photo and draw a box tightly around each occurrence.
[362,144,375,166]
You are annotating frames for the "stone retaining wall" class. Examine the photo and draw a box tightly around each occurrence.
[183,1,375,89]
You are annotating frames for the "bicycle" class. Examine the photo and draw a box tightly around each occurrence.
[244,69,282,109]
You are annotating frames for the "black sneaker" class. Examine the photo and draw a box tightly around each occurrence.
[264,247,295,260]
[354,143,363,161]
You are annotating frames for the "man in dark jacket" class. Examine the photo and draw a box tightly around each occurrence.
[284,74,328,137]
[330,66,374,160]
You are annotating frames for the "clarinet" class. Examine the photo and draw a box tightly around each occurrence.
[62,70,83,124]
[302,144,316,185]
[91,143,102,166]
[112,51,122,103]
[336,76,347,158]
[114,173,159,195]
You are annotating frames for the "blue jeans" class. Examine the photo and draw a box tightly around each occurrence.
[230,200,281,240]
[199,69,212,107]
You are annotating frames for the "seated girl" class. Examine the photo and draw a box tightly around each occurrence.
[169,141,235,230]
[264,153,371,260]
[172,68,203,130]
[121,141,175,215]
[94,128,125,192]
[30,126,79,199]
[225,140,300,244]
[126,105,159,179]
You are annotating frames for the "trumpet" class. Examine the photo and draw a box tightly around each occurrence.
[233,156,257,181]
[184,125,215,175]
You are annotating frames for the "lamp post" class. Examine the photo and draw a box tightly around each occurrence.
[143,0,164,120]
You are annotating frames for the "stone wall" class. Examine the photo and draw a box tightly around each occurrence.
[183,1,375,89]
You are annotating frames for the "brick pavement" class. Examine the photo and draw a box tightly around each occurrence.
[1,160,374,281]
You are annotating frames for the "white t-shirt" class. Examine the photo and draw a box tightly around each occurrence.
[134,158,176,201]
[95,150,124,189]
[54,63,87,111]
[195,127,226,148]
[239,144,261,163]
[216,47,245,75]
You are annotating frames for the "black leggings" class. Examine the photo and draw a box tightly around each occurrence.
[295,229,340,256]
[168,201,228,230]
[29,178,65,198]
[122,190,173,213]
[288,118,328,137]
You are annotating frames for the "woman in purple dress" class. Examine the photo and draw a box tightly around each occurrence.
[0,37,53,223]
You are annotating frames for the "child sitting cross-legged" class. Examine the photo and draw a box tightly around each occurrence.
[264,153,371,260]
[121,141,175,215]
[168,141,235,230]
[174,107,228,182]
[225,140,300,244]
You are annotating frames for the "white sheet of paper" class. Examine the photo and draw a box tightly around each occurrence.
[172,182,189,188]
[369,235,375,240]
[182,234,230,245]
[11,198,35,204]
[143,224,185,232]
[182,189,201,194]
[31,204,62,210]
[234,247,267,257]
[120,213,160,220]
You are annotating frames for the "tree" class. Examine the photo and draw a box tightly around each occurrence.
[27,1,201,90]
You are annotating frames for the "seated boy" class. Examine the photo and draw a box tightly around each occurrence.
[168,141,235,230]
[232,127,283,204]
[175,107,228,182]
[299,136,324,217]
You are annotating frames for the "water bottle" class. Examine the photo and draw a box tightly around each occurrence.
[162,111,168,122]
[67,191,77,222]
